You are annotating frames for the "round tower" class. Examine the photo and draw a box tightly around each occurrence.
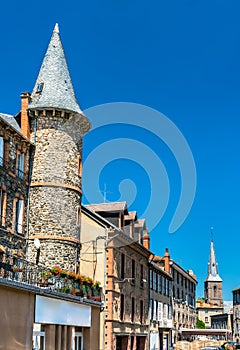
[27,24,91,270]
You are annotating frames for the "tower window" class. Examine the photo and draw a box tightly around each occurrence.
[36,83,44,93]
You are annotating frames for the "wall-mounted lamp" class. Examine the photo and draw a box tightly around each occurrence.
[34,238,41,265]
[115,277,135,284]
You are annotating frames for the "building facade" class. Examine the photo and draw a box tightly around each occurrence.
[0,23,101,350]
[149,259,173,350]
[233,286,240,341]
[197,240,224,329]
[204,240,223,307]
[81,202,152,350]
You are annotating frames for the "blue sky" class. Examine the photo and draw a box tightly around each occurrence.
[1,0,240,300]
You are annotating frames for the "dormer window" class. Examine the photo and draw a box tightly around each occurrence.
[36,83,44,93]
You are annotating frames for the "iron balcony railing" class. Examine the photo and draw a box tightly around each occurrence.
[0,251,102,301]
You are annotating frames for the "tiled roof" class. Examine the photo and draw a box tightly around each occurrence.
[85,201,128,213]
[0,113,20,132]
[29,23,82,114]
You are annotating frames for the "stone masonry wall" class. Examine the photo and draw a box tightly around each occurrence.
[0,118,32,254]
[27,109,87,271]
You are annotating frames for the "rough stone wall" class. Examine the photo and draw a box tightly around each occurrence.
[0,119,32,254]
[27,109,87,271]
[27,239,78,269]
[204,280,223,306]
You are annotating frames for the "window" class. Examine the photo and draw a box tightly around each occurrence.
[149,269,153,289]
[140,264,144,288]
[153,271,157,291]
[153,300,157,321]
[15,198,24,234]
[131,259,135,284]
[0,137,3,166]
[36,83,44,93]
[158,275,162,293]
[17,152,24,179]
[0,188,6,227]
[76,207,81,227]
[74,332,83,350]
[163,277,166,295]
[149,299,153,321]
[131,297,135,322]
[214,285,217,298]
[205,317,209,323]
[32,324,45,350]
[120,253,125,279]
[120,294,124,321]
[140,300,144,324]
[78,156,82,177]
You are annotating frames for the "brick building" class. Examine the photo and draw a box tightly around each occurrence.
[82,202,152,350]
[154,249,197,344]
[149,257,173,350]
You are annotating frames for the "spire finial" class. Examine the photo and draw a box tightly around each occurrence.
[54,23,59,34]
[210,226,214,241]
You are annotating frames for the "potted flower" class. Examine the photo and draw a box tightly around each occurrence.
[51,266,61,276]
[60,269,67,278]
[12,265,23,272]
[67,271,76,280]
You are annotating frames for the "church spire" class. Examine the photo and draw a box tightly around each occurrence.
[29,23,82,114]
[205,239,222,282]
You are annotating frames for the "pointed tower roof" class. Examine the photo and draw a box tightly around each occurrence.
[205,240,222,282]
[29,23,82,114]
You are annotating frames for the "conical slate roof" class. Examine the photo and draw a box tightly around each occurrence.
[205,240,222,282]
[29,23,82,114]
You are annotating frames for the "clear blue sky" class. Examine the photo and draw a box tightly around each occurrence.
[1,0,240,300]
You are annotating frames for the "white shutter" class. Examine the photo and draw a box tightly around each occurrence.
[158,302,163,321]
[163,304,168,320]
[17,200,24,234]
[0,137,3,165]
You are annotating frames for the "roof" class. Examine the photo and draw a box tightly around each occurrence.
[124,211,137,221]
[196,300,224,310]
[205,240,222,282]
[85,202,128,214]
[29,23,82,114]
[134,219,146,228]
[0,113,20,132]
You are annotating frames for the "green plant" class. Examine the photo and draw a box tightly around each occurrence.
[196,317,206,329]
[51,266,62,275]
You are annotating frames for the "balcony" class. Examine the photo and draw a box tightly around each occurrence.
[0,252,102,302]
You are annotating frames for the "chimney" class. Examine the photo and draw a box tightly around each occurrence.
[187,269,196,280]
[20,92,31,138]
[143,229,150,250]
[163,248,170,274]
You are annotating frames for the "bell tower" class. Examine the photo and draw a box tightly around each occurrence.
[27,24,91,269]
[204,239,223,306]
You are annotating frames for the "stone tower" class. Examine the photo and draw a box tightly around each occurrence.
[204,240,223,306]
[26,24,91,270]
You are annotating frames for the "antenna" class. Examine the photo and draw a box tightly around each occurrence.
[99,183,112,203]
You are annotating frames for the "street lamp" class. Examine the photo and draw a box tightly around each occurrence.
[34,238,40,265]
